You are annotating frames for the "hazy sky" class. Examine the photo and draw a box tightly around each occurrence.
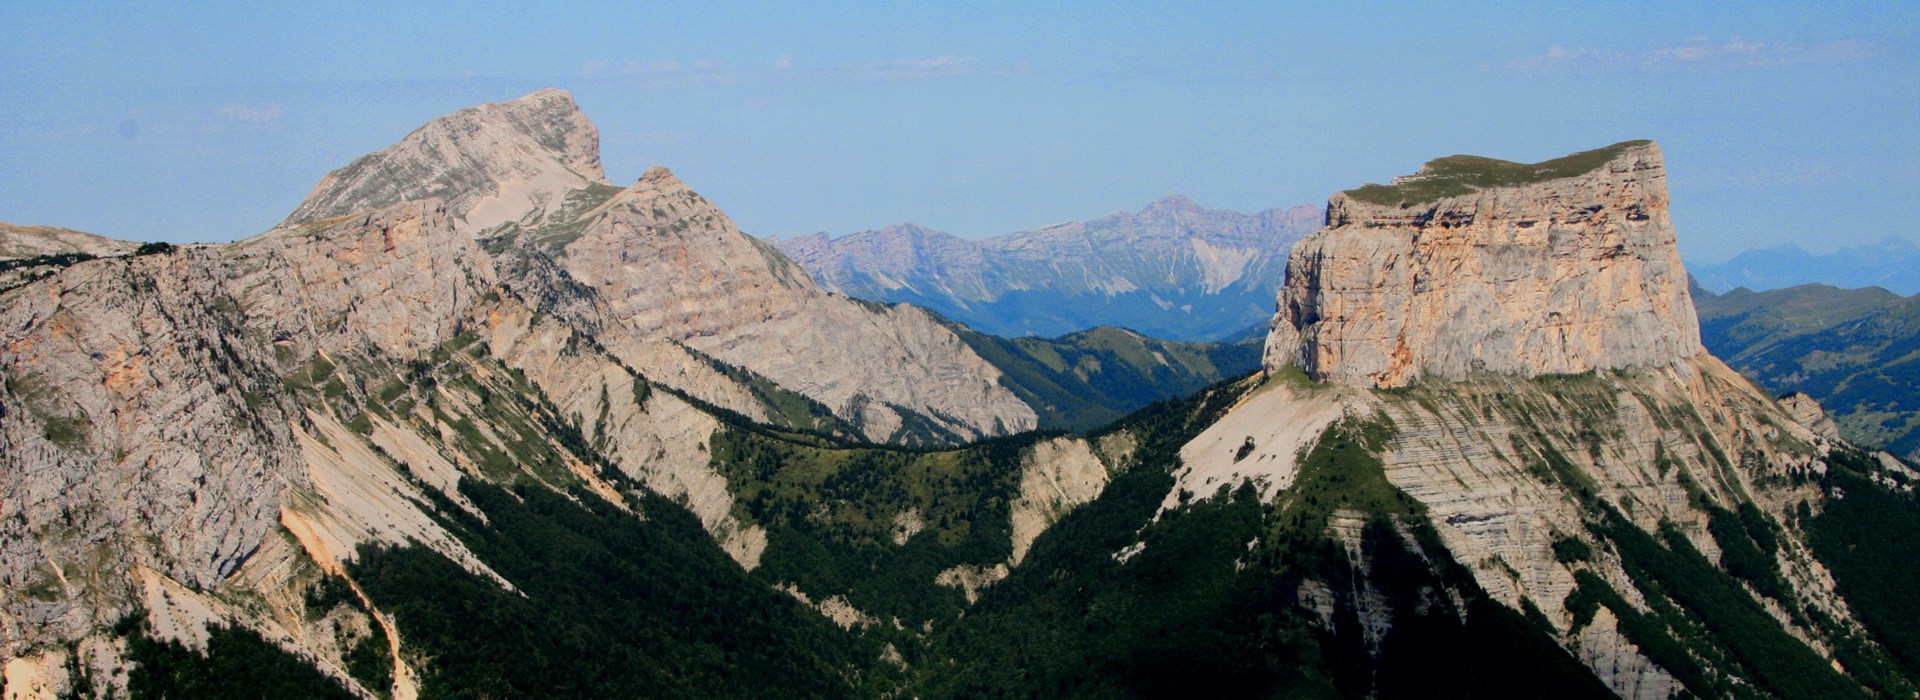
[3,2,1916,263]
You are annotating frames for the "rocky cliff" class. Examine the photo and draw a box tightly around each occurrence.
[544,166,1035,443]
[1266,140,1702,388]
[771,196,1320,341]
[8,101,1919,698]
[1176,140,1913,698]
[279,90,1033,444]
[280,88,607,235]
[0,199,493,656]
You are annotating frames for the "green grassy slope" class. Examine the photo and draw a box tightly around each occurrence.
[1343,140,1652,207]
[1696,283,1920,459]
[952,322,1264,432]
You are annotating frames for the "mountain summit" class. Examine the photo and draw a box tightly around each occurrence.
[1267,140,1701,387]
[7,102,1920,699]
[281,87,608,233]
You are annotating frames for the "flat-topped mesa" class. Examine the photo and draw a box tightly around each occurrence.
[1264,140,1703,388]
[280,88,607,233]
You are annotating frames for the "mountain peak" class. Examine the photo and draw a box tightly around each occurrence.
[640,165,680,184]
[1141,194,1202,215]
[280,88,607,233]
[1270,139,1698,387]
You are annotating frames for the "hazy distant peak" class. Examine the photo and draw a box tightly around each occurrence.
[769,195,1320,340]
[1140,194,1202,216]
[1690,235,1920,296]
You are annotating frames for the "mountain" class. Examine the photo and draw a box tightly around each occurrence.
[7,97,1920,700]
[278,88,607,235]
[769,196,1320,341]
[1205,140,1914,698]
[0,224,137,261]
[0,90,1044,695]
[0,224,143,294]
[282,89,1035,447]
[1696,283,1920,461]
[945,324,1263,432]
[1690,237,1920,296]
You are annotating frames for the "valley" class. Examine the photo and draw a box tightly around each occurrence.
[2,91,1917,700]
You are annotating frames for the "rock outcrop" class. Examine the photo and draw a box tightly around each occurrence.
[280,88,607,234]
[279,89,1035,444]
[1266,140,1702,388]
[0,224,135,260]
[546,166,1038,443]
[0,199,492,653]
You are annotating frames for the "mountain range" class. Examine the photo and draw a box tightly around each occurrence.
[1696,282,1920,461]
[3,93,1918,699]
[1689,237,1920,296]
[769,198,1320,342]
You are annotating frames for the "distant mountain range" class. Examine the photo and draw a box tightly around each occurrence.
[767,196,1320,342]
[1689,237,1920,296]
[10,90,1920,699]
[1695,281,1920,460]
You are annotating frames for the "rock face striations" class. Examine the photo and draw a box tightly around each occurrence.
[546,166,1036,443]
[280,88,607,234]
[0,200,493,654]
[277,89,1034,444]
[1265,140,1702,388]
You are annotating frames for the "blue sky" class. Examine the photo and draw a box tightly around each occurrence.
[2,2,1916,263]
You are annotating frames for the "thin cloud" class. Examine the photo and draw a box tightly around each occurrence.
[581,59,725,77]
[849,55,989,80]
[578,54,1007,87]
[1510,37,1880,73]
[894,55,975,69]
[217,103,284,123]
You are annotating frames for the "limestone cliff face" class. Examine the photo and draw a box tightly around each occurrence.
[0,200,492,654]
[1203,141,1887,697]
[280,88,607,234]
[279,89,1036,444]
[554,167,1037,443]
[1266,140,1702,388]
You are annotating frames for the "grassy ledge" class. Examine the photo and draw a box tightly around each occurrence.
[1342,139,1652,207]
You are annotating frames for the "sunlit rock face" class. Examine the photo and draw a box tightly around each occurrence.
[1266,140,1702,388]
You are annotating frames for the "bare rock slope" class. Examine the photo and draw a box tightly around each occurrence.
[1186,139,1897,698]
[1266,140,1701,388]
[280,89,1034,444]
[0,224,136,260]
[280,88,607,235]
[549,167,1036,443]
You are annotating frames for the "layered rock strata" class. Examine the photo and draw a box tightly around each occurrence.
[280,88,607,234]
[1265,140,1702,388]
[555,167,1036,443]
[0,200,492,653]
[282,89,1036,443]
